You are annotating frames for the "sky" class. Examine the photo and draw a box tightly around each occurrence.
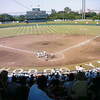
[0,0,100,14]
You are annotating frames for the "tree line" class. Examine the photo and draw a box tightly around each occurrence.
[49,7,100,20]
[0,14,26,22]
[0,7,100,22]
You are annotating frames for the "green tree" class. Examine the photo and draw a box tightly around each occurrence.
[13,15,26,21]
[48,7,99,20]
[85,12,96,19]
[0,14,14,22]
[18,15,26,21]
[64,7,71,13]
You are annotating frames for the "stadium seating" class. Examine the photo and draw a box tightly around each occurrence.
[0,68,100,100]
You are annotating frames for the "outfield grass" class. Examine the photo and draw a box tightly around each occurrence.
[0,24,100,38]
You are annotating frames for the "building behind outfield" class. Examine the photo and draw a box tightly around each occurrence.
[26,8,48,22]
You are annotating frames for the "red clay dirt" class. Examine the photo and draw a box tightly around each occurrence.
[0,34,100,68]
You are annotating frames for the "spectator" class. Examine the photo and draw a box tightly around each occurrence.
[64,73,75,96]
[0,70,9,100]
[70,72,88,100]
[7,75,21,100]
[88,74,100,100]
[49,79,65,100]
[28,75,53,100]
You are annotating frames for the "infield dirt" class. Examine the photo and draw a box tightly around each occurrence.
[0,34,100,68]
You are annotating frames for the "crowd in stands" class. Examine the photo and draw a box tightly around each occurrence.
[0,68,100,100]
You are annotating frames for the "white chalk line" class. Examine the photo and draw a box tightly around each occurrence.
[0,35,99,62]
[57,35,100,54]
[0,45,33,54]
[50,35,100,61]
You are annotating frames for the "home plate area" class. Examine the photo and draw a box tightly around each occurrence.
[34,50,55,61]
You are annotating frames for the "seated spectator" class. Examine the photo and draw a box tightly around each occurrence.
[70,72,88,100]
[28,75,53,100]
[7,75,21,100]
[49,79,65,100]
[64,73,75,96]
[88,73,100,100]
[0,70,9,100]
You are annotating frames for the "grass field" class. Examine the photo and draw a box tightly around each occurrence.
[0,23,100,72]
[0,24,100,38]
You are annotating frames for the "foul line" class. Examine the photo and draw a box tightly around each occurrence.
[50,35,100,61]
[0,45,33,54]
[56,35,100,54]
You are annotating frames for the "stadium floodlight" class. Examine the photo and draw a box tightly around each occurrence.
[82,0,86,20]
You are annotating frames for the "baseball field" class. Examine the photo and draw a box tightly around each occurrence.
[0,22,100,71]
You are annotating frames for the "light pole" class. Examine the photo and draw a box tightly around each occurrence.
[82,0,86,20]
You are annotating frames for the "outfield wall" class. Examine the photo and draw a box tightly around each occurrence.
[0,21,100,28]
